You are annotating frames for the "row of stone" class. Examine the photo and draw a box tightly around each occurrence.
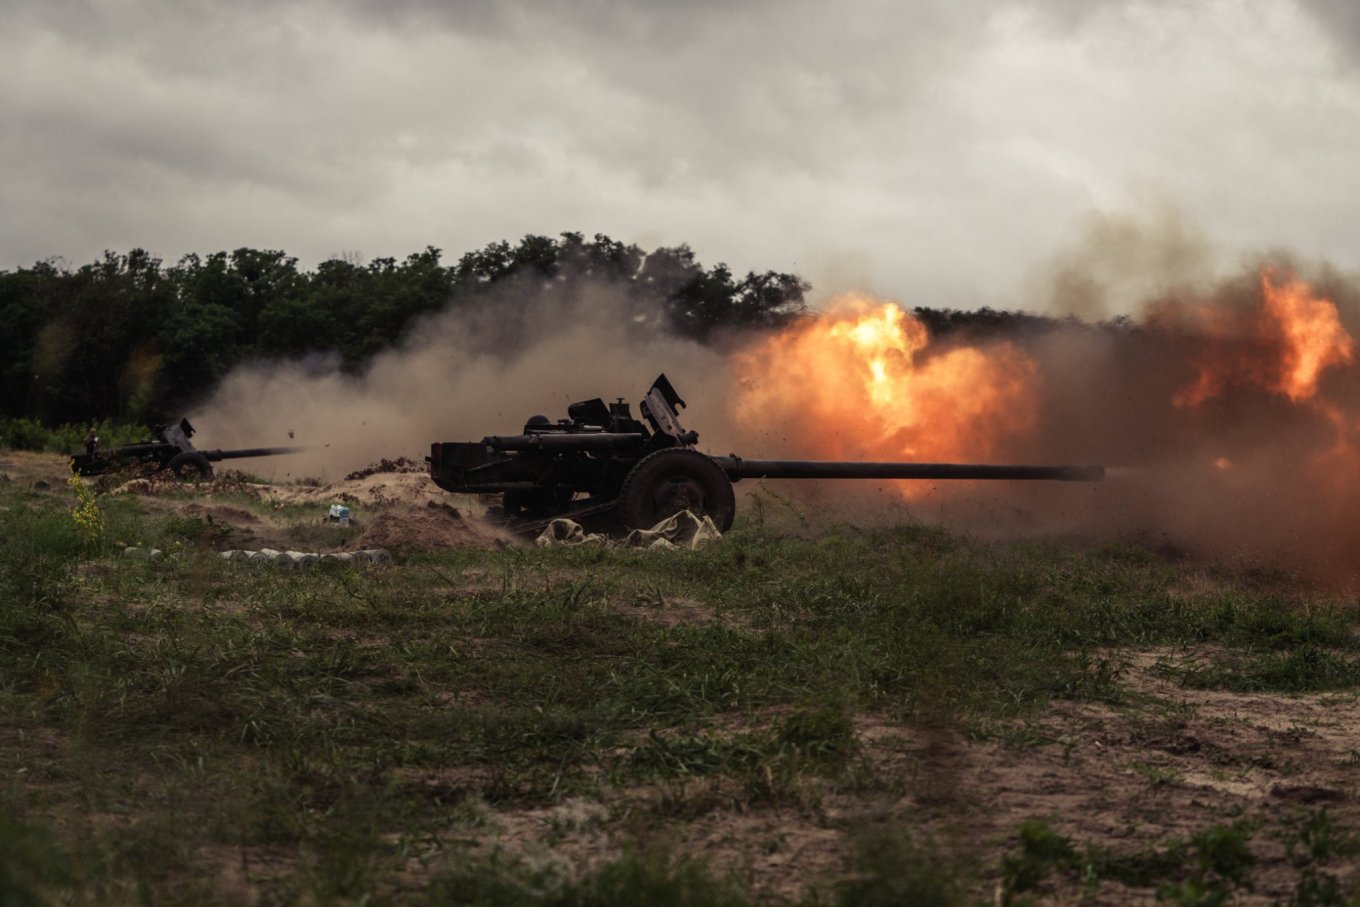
[123,547,169,561]
[220,548,391,566]
[120,547,390,566]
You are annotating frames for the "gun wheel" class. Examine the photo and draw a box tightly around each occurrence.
[618,448,735,532]
[167,452,214,480]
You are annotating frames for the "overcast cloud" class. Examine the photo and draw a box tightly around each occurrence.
[3,0,1358,312]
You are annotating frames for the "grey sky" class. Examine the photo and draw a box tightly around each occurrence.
[3,0,1358,312]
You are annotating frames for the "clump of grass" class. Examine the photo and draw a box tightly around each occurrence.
[0,805,73,905]
[624,702,860,805]
[0,503,83,607]
[0,800,220,905]
[997,818,1270,904]
[157,513,215,544]
[1278,808,1358,907]
[421,849,753,907]
[1175,647,1360,693]
[776,702,859,767]
[419,852,551,906]
[1000,820,1080,901]
[1156,821,1256,905]
[832,823,968,907]
[564,849,752,907]
[0,502,92,688]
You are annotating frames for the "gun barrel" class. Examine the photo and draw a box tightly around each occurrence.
[715,457,1104,482]
[202,446,305,462]
[105,443,176,458]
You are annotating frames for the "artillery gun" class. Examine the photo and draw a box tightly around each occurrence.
[72,418,301,479]
[427,375,1104,534]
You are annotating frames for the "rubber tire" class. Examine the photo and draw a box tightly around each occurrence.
[167,452,214,480]
[617,448,735,532]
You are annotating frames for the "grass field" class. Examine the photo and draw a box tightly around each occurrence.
[2,452,1359,904]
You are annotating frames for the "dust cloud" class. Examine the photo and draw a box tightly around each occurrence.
[1024,204,1218,320]
[1000,259,1360,584]
[194,251,1360,584]
[192,278,735,480]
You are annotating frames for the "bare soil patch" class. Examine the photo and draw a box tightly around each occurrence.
[0,450,76,495]
[461,650,1360,902]
[613,597,721,628]
[348,501,504,552]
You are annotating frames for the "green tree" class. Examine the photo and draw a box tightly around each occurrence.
[0,235,810,428]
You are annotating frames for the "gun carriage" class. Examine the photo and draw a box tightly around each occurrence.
[428,375,1103,534]
[72,418,301,479]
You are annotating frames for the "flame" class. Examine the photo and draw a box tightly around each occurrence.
[1266,271,1355,401]
[730,294,1039,491]
[1174,270,1354,407]
[716,270,1360,584]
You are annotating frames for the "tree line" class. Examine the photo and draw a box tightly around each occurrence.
[0,233,809,431]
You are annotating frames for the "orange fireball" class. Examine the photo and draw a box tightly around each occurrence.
[730,294,1040,486]
[1265,271,1355,402]
[1174,270,1353,407]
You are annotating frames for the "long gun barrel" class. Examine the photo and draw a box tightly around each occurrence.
[200,446,305,462]
[713,457,1104,482]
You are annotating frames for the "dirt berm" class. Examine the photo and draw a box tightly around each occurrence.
[96,459,511,553]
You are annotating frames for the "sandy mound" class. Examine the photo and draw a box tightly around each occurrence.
[347,501,506,551]
[267,468,518,549]
[87,455,513,552]
[178,503,262,525]
[265,471,455,509]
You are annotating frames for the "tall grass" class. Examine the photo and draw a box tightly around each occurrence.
[0,504,87,685]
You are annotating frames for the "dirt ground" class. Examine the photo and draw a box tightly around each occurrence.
[6,450,1359,900]
[451,651,1359,903]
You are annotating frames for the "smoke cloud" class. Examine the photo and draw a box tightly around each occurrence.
[1023,205,1217,320]
[193,279,734,480]
[196,247,1360,585]
[1002,261,1360,585]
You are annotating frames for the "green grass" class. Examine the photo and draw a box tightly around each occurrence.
[0,417,150,455]
[832,823,969,907]
[3,479,1360,903]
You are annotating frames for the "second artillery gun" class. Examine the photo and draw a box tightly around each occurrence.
[72,418,301,479]
[427,375,1104,534]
